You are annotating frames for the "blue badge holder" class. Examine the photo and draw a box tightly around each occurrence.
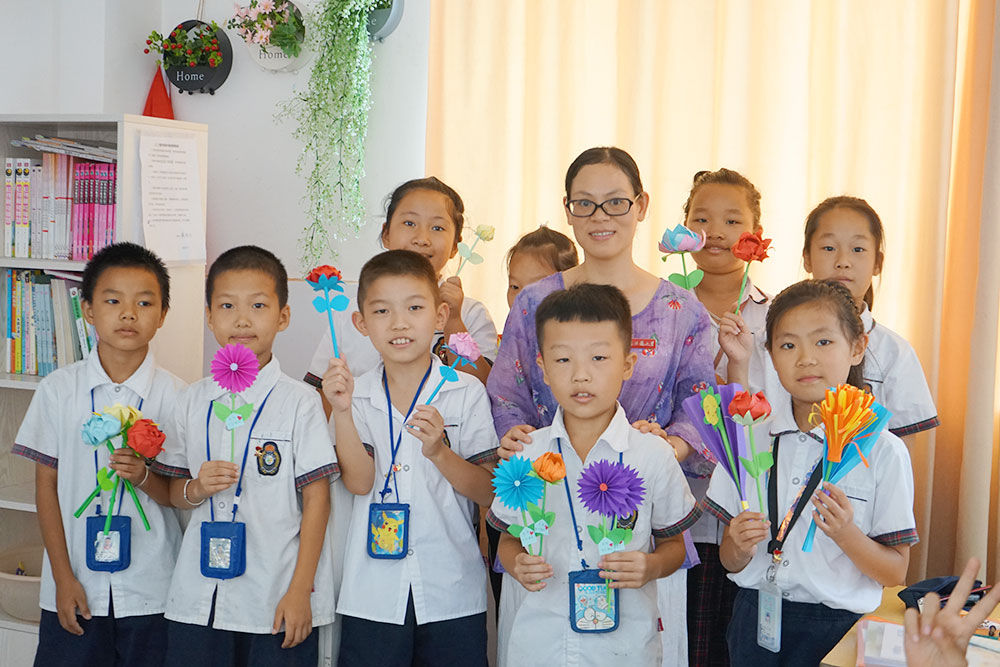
[200,521,247,579]
[568,568,620,633]
[85,515,131,573]
[367,503,409,559]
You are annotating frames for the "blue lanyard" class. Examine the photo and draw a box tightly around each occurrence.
[205,387,275,522]
[89,388,142,517]
[556,437,622,570]
[378,363,433,502]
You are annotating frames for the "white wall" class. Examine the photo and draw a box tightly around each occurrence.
[0,0,431,379]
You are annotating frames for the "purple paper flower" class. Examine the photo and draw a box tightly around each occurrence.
[577,460,646,518]
[211,344,259,394]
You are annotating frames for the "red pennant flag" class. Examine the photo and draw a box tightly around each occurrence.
[142,67,174,120]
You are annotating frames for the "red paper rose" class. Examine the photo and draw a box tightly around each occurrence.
[127,419,166,458]
[306,265,342,283]
[731,230,772,262]
[728,390,772,423]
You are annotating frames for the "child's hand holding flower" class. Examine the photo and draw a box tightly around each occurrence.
[322,357,355,415]
[407,405,447,459]
[109,448,147,484]
[511,552,552,592]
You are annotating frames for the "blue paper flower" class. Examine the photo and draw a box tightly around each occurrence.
[492,455,545,511]
[81,413,122,446]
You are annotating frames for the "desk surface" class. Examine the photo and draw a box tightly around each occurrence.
[823,586,906,666]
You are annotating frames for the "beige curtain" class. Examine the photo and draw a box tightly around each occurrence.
[427,0,999,580]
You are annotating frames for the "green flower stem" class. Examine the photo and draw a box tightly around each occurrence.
[537,484,548,557]
[230,394,237,463]
[606,515,617,600]
[455,236,480,276]
[103,477,121,535]
[520,508,533,556]
[110,432,151,531]
[735,264,750,315]
[717,410,745,503]
[325,287,340,358]
[747,425,765,511]
[74,484,105,518]
[680,253,690,289]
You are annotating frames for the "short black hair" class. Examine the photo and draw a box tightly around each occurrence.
[358,250,439,310]
[81,242,170,309]
[206,245,288,307]
[535,283,632,352]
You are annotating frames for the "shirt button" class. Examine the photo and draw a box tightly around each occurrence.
[403,465,410,472]
[218,501,226,509]
[407,549,414,556]
[115,386,121,393]
[782,591,790,598]
[798,435,806,443]
[791,477,800,485]
[782,560,789,567]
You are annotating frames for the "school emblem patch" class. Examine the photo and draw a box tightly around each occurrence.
[616,509,638,530]
[255,441,281,476]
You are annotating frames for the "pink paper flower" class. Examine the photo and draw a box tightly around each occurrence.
[211,344,259,394]
[448,332,481,363]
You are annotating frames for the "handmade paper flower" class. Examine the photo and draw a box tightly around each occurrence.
[731,229,772,262]
[103,403,142,428]
[811,384,877,464]
[211,344,260,394]
[474,225,496,242]
[658,224,706,254]
[533,451,566,483]
[701,391,721,427]
[305,265,345,292]
[728,391,772,426]
[577,460,646,518]
[81,413,122,446]
[447,332,482,364]
[127,419,166,459]
[492,455,545,511]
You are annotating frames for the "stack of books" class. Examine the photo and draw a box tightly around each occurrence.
[1,269,95,377]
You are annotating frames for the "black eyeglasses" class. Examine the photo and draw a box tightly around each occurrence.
[565,197,636,217]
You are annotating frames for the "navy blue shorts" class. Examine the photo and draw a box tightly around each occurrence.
[163,594,318,667]
[727,587,862,665]
[338,592,487,667]
[35,604,167,667]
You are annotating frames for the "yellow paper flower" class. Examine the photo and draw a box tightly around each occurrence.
[475,225,495,242]
[702,394,720,426]
[103,403,142,428]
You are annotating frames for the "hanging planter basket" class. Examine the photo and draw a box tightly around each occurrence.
[368,0,403,41]
[147,19,233,94]
[230,1,311,73]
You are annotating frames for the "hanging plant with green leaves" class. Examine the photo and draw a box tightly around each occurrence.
[281,0,381,269]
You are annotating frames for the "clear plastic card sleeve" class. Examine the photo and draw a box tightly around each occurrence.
[200,521,247,579]
[367,503,409,559]
[85,515,131,573]
[568,568,619,633]
[757,577,782,653]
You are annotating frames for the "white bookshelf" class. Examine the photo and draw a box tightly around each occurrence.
[0,114,208,655]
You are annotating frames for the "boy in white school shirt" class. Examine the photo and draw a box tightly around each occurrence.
[487,283,697,667]
[157,246,337,667]
[13,243,184,666]
[321,250,497,666]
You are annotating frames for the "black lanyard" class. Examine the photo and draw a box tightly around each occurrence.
[205,386,274,522]
[766,435,824,558]
[378,363,433,502]
[89,388,142,517]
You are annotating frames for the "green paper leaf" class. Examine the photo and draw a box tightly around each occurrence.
[609,527,627,543]
[457,242,472,257]
[526,502,543,523]
[212,400,232,421]
[235,403,254,420]
[740,455,758,478]
[668,273,688,288]
[467,252,484,265]
[755,451,774,473]
[622,528,633,544]
[587,524,604,544]
[543,511,556,526]
[686,269,705,288]
[507,524,523,538]
[97,467,115,491]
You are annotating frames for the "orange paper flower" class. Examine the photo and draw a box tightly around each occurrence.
[127,419,166,459]
[306,265,342,283]
[731,229,772,262]
[533,452,566,483]
[810,384,877,464]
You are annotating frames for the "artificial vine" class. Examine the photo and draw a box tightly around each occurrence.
[281,0,380,270]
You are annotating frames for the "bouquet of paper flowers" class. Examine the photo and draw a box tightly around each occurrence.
[75,404,166,533]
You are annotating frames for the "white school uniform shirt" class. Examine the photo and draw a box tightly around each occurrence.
[336,356,498,625]
[858,305,939,436]
[156,357,339,634]
[303,282,499,386]
[487,404,698,667]
[690,282,771,545]
[702,396,918,614]
[12,350,184,618]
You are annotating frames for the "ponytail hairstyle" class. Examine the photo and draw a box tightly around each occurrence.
[803,196,885,310]
[765,279,866,388]
[381,176,465,248]
[564,147,643,197]
[505,227,580,274]
[682,168,762,231]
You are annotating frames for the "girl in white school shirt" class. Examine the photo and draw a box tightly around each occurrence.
[706,279,917,665]
[800,195,939,442]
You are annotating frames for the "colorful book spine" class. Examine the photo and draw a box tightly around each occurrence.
[107,162,116,247]
[69,286,89,358]
[3,159,14,257]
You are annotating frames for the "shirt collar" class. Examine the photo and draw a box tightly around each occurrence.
[859,303,875,333]
[546,403,632,454]
[741,279,768,307]
[86,348,155,402]
[766,392,824,444]
[207,354,282,407]
[354,355,459,415]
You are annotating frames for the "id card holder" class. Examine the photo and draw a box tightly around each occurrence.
[85,515,131,573]
[568,569,619,633]
[367,503,409,559]
[200,521,247,579]
[757,575,782,652]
